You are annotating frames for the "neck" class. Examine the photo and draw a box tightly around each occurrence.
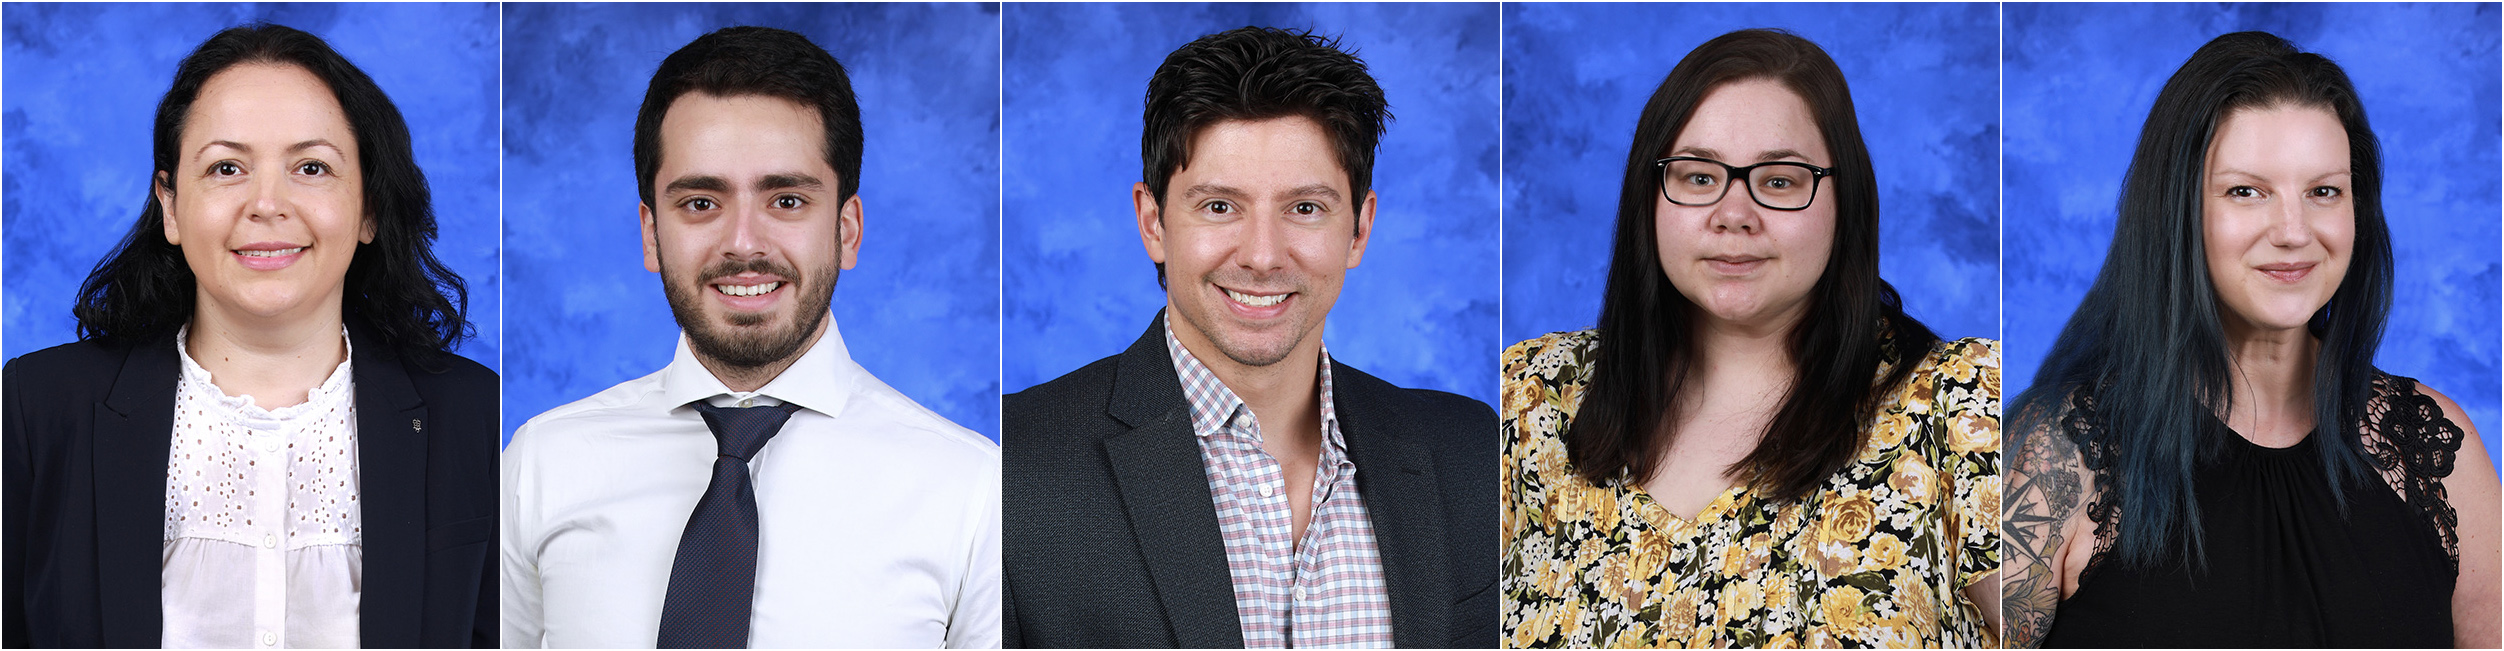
[186,296,350,410]
[1685,308,1799,408]
[1168,310,1324,446]
[2221,316,2321,446]
[693,317,831,393]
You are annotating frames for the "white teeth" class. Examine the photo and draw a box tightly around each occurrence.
[715,281,781,297]
[1224,288,1287,307]
[237,247,304,258]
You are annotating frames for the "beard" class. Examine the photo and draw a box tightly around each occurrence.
[659,255,839,370]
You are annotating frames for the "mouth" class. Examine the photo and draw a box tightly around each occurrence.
[1218,285,1295,317]
[231,243,307,271]
[709,276,788,311]
[2255,262,2316,284]
[1704,255,1770,274]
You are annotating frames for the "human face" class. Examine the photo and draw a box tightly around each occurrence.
[1136,115,1373,369]
[1655,78,1835,333]
[159,63,371,327]
[2202,104,2354,337]
[641,93,861,369]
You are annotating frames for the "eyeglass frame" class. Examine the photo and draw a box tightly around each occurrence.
[1652,156,1838,212]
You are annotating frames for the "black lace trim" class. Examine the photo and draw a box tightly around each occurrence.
[2060,371,2466,581]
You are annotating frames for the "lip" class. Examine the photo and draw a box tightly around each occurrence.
[708,273,789,313]
[2254,261,2316,284]
[231,241,307,271]
[1216,284,1294,320]
[1703,255,1770,275]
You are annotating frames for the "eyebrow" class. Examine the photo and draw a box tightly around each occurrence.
[663,175,732,195]
[756,173,825,192]
[194,139,343,160]
[2208,167,2353,185]
[1278,184,1342,202]
[1180,183,1344,203]
[1669,146,1811,164]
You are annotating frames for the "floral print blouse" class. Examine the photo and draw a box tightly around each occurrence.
[1500,330,2002,648]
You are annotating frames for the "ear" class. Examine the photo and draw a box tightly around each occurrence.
[1134,182,1167,266]
[639,202,662,273]
[837,193,863,271]
[1345,189,1376,269]
[359,210,378,244]
[157,171,181,245]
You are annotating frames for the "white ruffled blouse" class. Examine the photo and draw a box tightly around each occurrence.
[162,327,361,649]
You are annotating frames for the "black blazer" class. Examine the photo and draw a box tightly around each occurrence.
[3,322,499,648]
[1002,313,1497,648]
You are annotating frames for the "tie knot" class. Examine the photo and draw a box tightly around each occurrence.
[693,401,802,461]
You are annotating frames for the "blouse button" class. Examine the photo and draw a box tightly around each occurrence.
[260,631,275,646]
[1259,484,1275,498]
[1292,585,1306,601]
[262,534,277,549]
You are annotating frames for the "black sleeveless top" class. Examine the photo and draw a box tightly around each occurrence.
[2045,373,2465,648]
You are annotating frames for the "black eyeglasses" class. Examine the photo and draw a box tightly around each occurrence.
[1654,156,1837,211]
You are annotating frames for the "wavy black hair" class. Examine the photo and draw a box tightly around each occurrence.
[634,26,863,210]
[2010,31,2392,569]
[1565,29,1940,501]
[72,22,469,360]
[1139,26,1391,288]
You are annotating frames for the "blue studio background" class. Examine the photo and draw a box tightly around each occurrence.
[1503,3,2001,350]
[3,3,500,369]
[2006,3,2503,472]
[1003,3,1502,406]
[502,3,1000,443]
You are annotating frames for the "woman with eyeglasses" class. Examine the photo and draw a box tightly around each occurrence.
[1499,29,2001,647]
[2000,31,2500,648]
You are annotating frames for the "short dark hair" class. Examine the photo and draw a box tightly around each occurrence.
[634,26,864,210]
[74,22,471,360]
[2012,31,2393,570]
[1565,28,1939,502]
[1140,26,1391,286]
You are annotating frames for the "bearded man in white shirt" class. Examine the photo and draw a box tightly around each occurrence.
[498,26,1000,649]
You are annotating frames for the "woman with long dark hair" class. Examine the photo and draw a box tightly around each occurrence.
[2001,31,2500,648]
[1500,29,2001,648]
[3,23,496,647]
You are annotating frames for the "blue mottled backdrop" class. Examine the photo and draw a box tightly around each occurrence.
[1002,3,1501,406]
[1503,3,2002,350]
[502,3,1000,444]
[3,3,500,369]
[2005,3,2503,471]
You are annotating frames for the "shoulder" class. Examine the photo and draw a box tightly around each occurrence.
[1003,352,1122,426]
[397,349,499,406]
[843,368,999,464]
[506,367,669,455]
[4,338,141,396]
[1501,330,1597,385]
[1334,360,1497,433]
[1906,337,2000,415]
[2372,371,2476,467]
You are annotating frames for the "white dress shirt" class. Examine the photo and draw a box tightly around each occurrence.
[163,326,361,649]
[500,318,1000,648]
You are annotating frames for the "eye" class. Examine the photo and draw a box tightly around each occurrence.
[1291,201,1323,216]
[2309,186,2344,199]
[1204,200,1235,215]
[683,197,718,212]
[1683,173,1720,187]
[295,160,331,176]
[2225,186,2261,199]
[1761,176,1795,190]
[209,161,243,176]
[772,195,806,210]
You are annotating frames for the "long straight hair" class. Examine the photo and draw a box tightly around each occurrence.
[1566,29,1939,501]
[2010,31,2393,569]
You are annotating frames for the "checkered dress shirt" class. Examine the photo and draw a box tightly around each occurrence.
[1164,323,1394,648]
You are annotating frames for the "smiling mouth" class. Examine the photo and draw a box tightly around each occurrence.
[1223,287,1290,307]
[2256,263,2315,283]
[236,247,304,257]
[714,281,782,297]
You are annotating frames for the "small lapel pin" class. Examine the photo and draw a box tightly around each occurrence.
[411,419,425,433]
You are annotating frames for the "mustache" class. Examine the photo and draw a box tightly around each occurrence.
[698,257,801,284]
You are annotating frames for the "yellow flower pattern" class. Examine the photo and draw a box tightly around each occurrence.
[1500,331,2002,648]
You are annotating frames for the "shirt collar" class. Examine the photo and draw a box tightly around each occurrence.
[1161,318,1345,452]
[174,322,356,422]
[661,314,856,418]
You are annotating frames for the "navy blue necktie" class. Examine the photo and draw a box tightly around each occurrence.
[656,401,803,649]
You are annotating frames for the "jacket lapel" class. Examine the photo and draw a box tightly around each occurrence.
[349,325,428,648]
[93,336,179,648]
[1101,313,1243,648]
[1331,362,1454,648]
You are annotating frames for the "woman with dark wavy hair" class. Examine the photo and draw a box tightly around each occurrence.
[3,23,496,648]
[2001,31,2500,648]
[1500,29,2001,647]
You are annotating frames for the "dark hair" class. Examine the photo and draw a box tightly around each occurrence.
[634,26,863,210]
[2011,31,2392,569]
[73,22,469,359]
[1140,26,1391,287]
[1564,29,1939,502]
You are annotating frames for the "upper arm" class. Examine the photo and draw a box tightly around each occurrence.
[2000,400,2095,648]
[496,427,544,648]
[2413,384,2498,648]
[3,362,31,649]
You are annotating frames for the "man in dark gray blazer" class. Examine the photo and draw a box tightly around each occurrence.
[1002,27,1497,649]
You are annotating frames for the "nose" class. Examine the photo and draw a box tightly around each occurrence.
[722,199,770,260]
[2264,195,2314,248]
[1706,187,1762,235]
[246,171,291,223]
[1237,212,1288,273]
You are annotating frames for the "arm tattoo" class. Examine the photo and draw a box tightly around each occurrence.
[2003,416,2086,648]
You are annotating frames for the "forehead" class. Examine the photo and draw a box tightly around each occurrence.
[183,63,353,150]
[2206,104,2348,174]
[1672,78,1828,163]
[657,92,832,178]
[1174,115,1349,192]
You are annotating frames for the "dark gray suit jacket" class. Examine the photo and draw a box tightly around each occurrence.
[1002,313,1497,648]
